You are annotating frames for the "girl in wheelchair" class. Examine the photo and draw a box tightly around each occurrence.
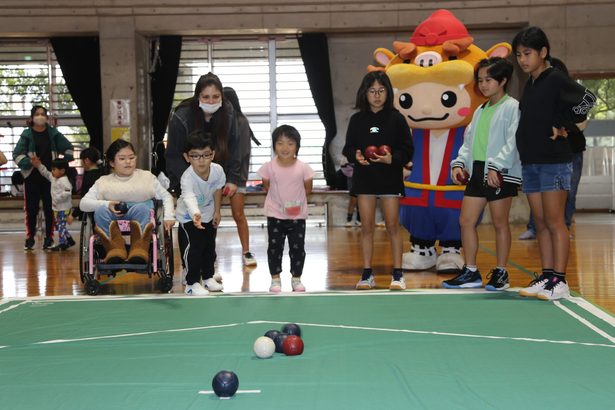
[80,139,175,264]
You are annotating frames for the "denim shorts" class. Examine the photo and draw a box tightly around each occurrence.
[522,162,572,193]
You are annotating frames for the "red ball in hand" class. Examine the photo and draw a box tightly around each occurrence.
[364,145,378,160]
[377,145,391,156]
[458,170,470,185]
[282,335,304,356]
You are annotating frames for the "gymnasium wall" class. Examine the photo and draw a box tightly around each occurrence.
[0,0,613,157]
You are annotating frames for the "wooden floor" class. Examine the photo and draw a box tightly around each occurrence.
[1,213,614,314]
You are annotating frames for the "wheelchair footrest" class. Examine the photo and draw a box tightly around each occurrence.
[97,263,148,271]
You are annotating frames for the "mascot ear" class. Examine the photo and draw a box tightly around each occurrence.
[485,42,512,58]
[373,47,395,67]
[392,41,417,61]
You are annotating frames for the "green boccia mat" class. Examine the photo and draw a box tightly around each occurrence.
[1,291,614,409]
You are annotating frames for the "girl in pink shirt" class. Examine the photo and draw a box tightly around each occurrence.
[258,125,314,292]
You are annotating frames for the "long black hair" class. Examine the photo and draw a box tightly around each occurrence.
[354,71,395,112]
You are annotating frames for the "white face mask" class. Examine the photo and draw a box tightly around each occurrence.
[33,116,47,126]
[199,102,222,114]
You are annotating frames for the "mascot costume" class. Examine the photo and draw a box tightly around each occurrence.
[369,10,511,272]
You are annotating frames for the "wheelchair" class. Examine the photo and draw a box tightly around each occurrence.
[79,200,174,295]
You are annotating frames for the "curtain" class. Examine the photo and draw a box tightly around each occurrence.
[50,37,103,152]
[297,33,338,188]
[150,36,182,175]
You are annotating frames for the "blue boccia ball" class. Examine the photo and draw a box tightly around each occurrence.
[212,370,239,398]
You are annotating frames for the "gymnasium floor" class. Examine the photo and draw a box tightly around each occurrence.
[1,213,614,408]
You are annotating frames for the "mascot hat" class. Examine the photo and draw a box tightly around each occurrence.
[410,9,470,46]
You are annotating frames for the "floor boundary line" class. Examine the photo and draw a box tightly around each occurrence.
[554,301,615,344]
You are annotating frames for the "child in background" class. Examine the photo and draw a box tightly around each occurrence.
[31,157,75,251]
[176,131,226,296]
[342,71,413,290]
[513,27,596,300]
[445,57,521,290]
[258,125,314,293]
[79,147,103,197]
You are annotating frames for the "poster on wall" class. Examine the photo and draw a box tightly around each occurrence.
[110,99,130,127]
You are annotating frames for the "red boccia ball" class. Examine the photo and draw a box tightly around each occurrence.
[458,170,470,185]
[377,145,391,156]
[282,335,304,356]
[364,145,378,160]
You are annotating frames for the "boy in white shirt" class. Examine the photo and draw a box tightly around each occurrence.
[31,157,75,251]
[176,131,226,296]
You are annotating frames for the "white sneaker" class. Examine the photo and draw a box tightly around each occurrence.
[389,276,406,290]
[519,230,536,240]
[519,275,548,297]
[269,279,282,293]
[204,277,223,292]
[356,275,375,290]
[185,282,209,296]
[344,220,353,227]
[213,272,223,283]
[537,278,571,301]
[243,252,257,266]
[291,277,306,292]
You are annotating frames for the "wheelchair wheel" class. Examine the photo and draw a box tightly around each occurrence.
[157,221,175,278]
[79,215,94,284]
[158,276,174,293]
[84,280,101,296]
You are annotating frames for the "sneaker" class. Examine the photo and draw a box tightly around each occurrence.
[66,236,76,248]
[345,219,353,227]
[353,220,362,227]
[213,272,223,283]
[50,244,69,252]
[242,252,257,266]
[442,266,482,289]
[389,276,406,290]
[24,237,35,251]
[204,277,224,292]
[356,275,375,290]
[185,282,209,296]
[518,274,549,297]
[519,229,536,240]
[485,268,510,291]
[269,278,282,293]
[291,277,306,292]
[537,277,570,301]
[43,237,54,250]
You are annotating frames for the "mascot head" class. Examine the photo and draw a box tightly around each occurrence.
[369,9,511,131]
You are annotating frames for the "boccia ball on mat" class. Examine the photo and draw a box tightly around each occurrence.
[212,370,239,398]
[282,335,304,356]
[253,336,275,359]
[264,329,280,341]
[274,333,289,353]
[281,323,301,337]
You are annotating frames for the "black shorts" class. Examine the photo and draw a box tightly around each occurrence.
[464,161,518,202]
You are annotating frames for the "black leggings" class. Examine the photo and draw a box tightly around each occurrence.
[24,173,53,239]
[266,217,306,277]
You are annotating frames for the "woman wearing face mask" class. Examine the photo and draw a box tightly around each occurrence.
[166,72,241,197]
[13,105,74,251]
[166,73,241,281]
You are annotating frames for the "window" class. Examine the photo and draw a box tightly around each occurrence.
[0,40,87,193]
[171,37,325,186]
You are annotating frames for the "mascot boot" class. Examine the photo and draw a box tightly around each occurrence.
[127,221,153,264]
[436,246,464,273]
[95,221,127,263]
[402,244,437,270]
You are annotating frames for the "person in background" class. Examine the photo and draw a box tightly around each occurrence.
[258,125,314,293]
[223,86,258,266]
[13,105,74,251]
[31,157,75,251]
[342,71,413,291]
[518,57,588,241]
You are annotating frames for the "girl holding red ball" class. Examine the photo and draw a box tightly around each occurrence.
[342,71,413,290]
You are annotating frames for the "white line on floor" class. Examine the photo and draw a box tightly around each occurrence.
[554,301,615,344]
[198,390,261,395]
